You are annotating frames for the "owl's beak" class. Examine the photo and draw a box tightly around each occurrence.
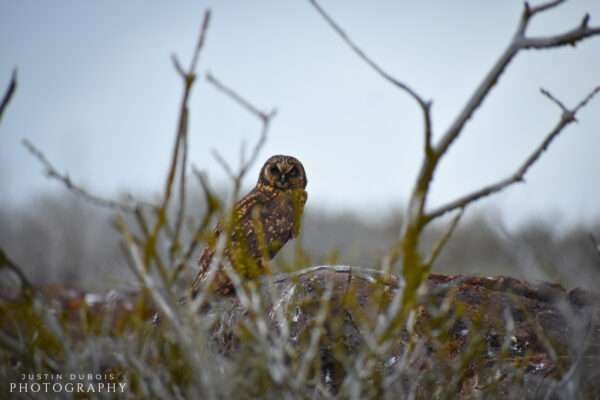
[276,162,290,184]
[278,173,287,184]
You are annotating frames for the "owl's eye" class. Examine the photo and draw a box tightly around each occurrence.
[269,165,280,175]
[289,166,299,177]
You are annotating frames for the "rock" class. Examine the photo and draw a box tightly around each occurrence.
[250,266,600,398]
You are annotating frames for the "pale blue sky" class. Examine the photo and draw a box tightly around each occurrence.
[1,1,599,225]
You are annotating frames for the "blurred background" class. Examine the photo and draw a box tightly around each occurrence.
[1,0,599,291]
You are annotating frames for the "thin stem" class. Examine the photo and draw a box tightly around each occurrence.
[425,86,599,222]
[22,139,152,213]
[424,208,464,268]
[307,0,428,108]
[0,68,17,123]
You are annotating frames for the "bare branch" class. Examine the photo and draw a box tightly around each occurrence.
[133,206,169,283]
[148,9,211,264]
[0,247,34,294]
[211,149,237,181]
[206,72,277,184]
[521,16,600,49]
[526,0,567,17]
[177,166,220,267]
[404,2,600,235]
[191,166,220,213]
[171,54,186,79]
[241,110,275,180]
[435,3,599,161]
[424,208,464,268]
[519,0,568,35]
[307,0,428,109]
[165,10,211,206]
[22,139,150,213]
[434,44,517,160]
[307,0,434,170]
[425,86,599,222]
[540,88,569,113]
[172,108,190,262]
[0,68,17,123]
[574,86,600,113]
[206,73,273,122]
[189,10,212,74]
[423,102,434,155]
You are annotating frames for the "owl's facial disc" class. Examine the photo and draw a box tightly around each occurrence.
[271,161,291,188]
[260,155,307,190]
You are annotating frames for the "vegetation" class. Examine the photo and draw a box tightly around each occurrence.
[1,1,600,398]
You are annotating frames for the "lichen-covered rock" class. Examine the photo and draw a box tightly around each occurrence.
[253,266,600,398]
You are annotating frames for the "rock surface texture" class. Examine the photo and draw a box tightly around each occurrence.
[252,266,600,398]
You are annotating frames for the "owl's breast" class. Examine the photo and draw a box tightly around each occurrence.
[261,189,306,254]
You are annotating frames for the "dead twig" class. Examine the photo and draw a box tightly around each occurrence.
[22,139,152,213]
[416,0,600,228]
[206,73,272,122]
[0,68,17,123]
[171,107,189,262]
[424,208,464,268]
[425,86,600,222]
[0,247,33,294]
[307,0,434,156]
[146,10,211,266]
[169,167,220,285]
[206,72,277,188]
[170,12,211,262]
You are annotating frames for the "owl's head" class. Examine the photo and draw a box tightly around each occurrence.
[258,155,307,190]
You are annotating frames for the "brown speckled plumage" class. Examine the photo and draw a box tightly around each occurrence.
[192,155,307,296]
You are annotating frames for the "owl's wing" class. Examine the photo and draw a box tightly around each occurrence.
[212,188,273,240]
[291,189,308,238]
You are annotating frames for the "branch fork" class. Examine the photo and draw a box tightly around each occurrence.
[308,0,600,328]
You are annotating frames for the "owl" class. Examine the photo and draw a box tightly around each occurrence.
[192,155,308,297]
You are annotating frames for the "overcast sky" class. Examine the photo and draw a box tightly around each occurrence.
[1,0,599,226]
